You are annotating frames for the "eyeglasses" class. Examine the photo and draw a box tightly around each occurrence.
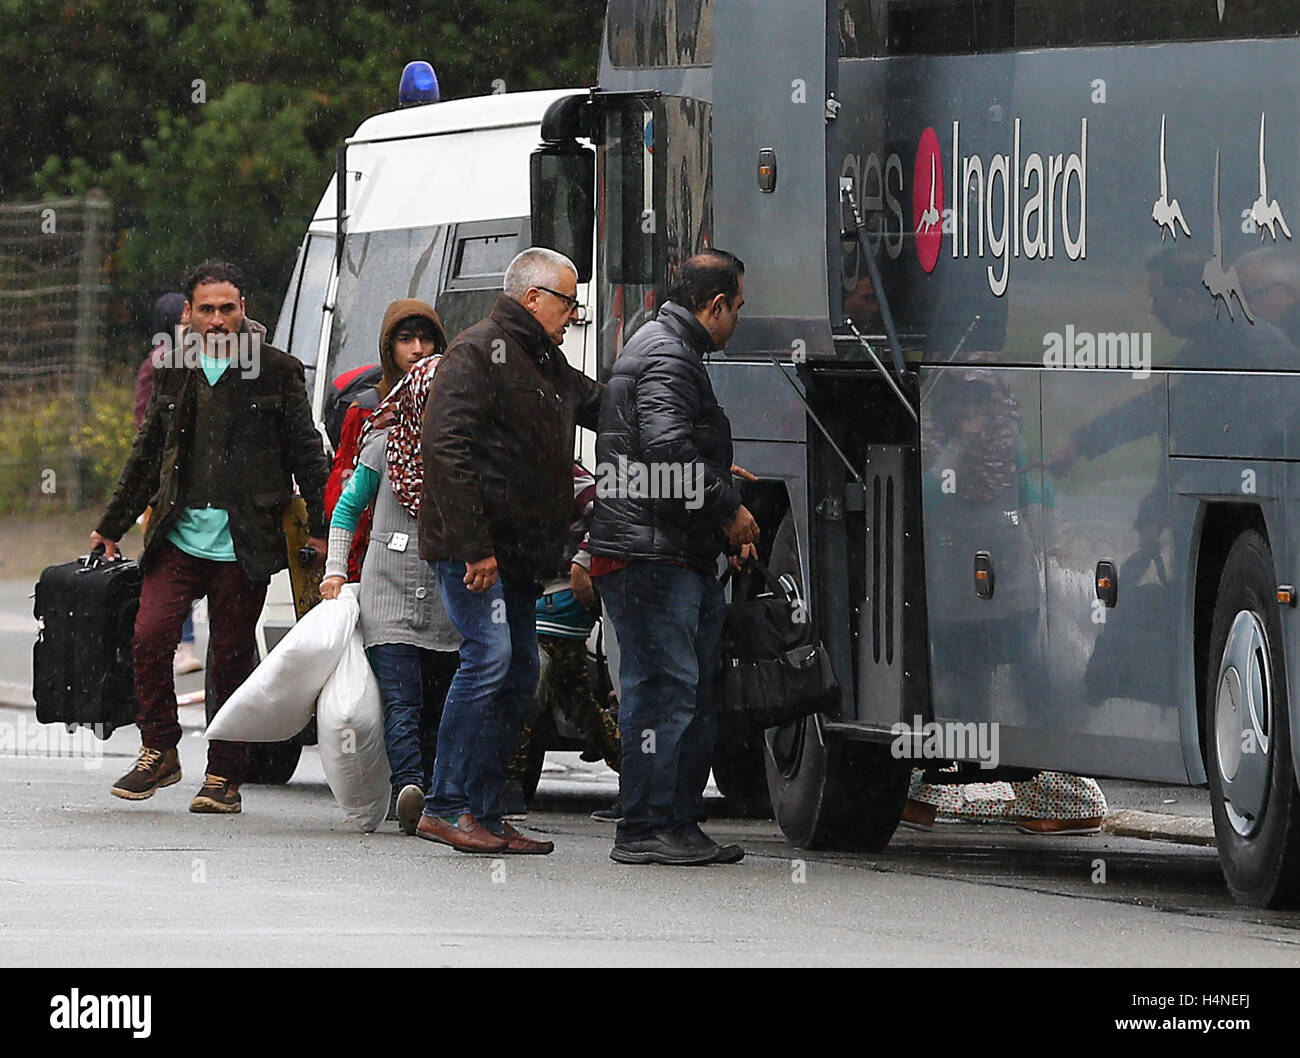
[537,285,581,312]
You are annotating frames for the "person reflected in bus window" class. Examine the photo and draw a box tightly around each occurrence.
[922,363,1045,723]
[1238,247,1300,349]
[320,300,457,836]
[843,272,879,329]
[1046,247,1294,550]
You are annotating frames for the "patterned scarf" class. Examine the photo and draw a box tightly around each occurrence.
[358,353,440,519]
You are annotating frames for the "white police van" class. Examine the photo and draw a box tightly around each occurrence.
[243,65,599,783]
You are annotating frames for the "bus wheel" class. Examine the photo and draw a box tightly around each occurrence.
[1206,529,1300,907]
[761,514,910,850]
[245,741,303,785]
[712,724,773,817]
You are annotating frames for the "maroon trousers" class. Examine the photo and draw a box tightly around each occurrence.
[132,542,268,783]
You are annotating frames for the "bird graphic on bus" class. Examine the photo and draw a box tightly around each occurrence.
[917,153,941,234]
[1204,150,1255,323]
[1152,114,1191,240]
[1250,114,1291,241]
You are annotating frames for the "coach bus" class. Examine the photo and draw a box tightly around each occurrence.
[531,0,1300,907]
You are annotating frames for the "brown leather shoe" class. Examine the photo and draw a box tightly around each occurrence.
[496,821,554,855]
[899,799,936,832]
[415,812,509,853]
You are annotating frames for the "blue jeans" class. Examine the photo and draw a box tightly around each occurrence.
[597,561,726,841]
[366,643,458,793]
[424,561,540,830]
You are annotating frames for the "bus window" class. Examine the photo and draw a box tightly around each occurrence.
[870,0,1300,55]
[598,98,657,377]
[606,0,714,68]
[596,95,712,377]
[327,225,445,381]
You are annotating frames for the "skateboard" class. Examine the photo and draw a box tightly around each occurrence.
[282,496,323,620]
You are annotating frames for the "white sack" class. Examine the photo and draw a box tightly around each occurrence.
[317,628,391,832]
[205,586,360,743]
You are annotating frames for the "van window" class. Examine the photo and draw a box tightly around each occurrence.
[436,220,527,340]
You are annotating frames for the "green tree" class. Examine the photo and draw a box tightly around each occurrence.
[11,0,606,356]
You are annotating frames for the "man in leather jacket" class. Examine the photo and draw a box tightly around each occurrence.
[416,247,603,855]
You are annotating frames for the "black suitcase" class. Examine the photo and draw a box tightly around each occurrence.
[33,548,142,737]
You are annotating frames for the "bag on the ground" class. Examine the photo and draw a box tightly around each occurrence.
[719,558,839,728]
[205,586,360,742]
[317,628,390,832]
[33,547,142,738]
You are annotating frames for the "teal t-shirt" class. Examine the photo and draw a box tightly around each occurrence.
[166,354,237,562]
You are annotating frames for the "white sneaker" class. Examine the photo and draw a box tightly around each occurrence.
[174,641,203,675]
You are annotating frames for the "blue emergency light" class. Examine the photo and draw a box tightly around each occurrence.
[398,61,440,107]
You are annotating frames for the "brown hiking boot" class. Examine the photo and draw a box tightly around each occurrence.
[189,774,242,814]
[111,747,182,801]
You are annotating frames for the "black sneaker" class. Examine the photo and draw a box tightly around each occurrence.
[678,823,745,864]
[111,747,181,800]
[590,800,623,823]
[610,828,717,866]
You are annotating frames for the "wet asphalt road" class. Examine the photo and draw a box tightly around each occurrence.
[2,705,1298,967]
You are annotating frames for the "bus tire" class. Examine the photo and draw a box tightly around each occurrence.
[245,741,303,785]
[711,726,773,817]
[765,718,910,851]
[1205,529,1300,907]
[761,513,910,851]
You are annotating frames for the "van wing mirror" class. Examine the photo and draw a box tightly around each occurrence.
[530,143,595,283]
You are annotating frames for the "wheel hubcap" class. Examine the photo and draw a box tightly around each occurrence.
[1215,610,1273,836]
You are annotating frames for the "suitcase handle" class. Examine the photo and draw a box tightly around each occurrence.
[82,543,129,569]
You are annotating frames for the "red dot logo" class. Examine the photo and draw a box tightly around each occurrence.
[913,127,944,273]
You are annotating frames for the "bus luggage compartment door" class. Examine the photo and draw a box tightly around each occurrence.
[856,444,929,727]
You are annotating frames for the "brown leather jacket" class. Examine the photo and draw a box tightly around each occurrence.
[419,294,602,584]
[97,319,329,582]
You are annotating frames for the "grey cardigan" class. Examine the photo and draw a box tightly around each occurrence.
[327,428,460,653]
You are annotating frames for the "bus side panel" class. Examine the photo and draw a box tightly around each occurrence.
[919,365,1050,754]
[1041,370,1187,781]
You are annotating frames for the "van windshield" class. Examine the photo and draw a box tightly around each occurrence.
[326,226,447,381]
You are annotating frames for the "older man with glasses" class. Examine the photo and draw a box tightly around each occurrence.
[416,247,602,854]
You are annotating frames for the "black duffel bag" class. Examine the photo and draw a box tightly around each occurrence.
[718,558,839,728]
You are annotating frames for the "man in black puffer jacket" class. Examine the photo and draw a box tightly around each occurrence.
[589,250,760,866]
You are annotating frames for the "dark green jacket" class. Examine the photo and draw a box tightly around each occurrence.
[97,324,329,582]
